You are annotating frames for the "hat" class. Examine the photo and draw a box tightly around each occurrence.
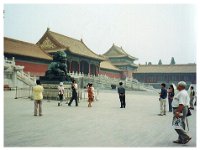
[178,81,187,88]
[60,82,63,86]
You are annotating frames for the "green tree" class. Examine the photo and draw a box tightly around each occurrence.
[158,59,162,65]
[170,57,176,65]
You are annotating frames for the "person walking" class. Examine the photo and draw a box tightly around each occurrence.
[189,86,195,110]
[58,82,65,106]
[68,80,78,107]
[172,81,192,144]
[118,82,126,108]
[87,83,94,107]
[168,85,175,112]
[158,83,167,116]
[33,80,44,116]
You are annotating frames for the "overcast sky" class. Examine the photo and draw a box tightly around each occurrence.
[4,4,196,64]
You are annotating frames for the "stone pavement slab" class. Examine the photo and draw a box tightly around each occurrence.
[4,90,196,147]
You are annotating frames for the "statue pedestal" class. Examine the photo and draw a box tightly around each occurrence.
[42,83,72,100]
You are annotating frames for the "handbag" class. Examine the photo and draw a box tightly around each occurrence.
[187,108,192,117]
[172,117,183,129]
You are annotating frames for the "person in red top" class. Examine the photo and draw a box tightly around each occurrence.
[87,83,94,107]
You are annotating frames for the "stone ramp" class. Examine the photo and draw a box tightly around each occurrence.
[4,91,196,147]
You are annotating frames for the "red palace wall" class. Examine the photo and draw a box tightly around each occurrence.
[99,70,121,78]
[15,60,121,78]
[16,61,48,77]
[121,70,133,79]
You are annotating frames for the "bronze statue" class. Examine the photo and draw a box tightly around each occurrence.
[42,51,71,82]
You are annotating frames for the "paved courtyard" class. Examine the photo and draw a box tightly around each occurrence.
[4,90,196,147]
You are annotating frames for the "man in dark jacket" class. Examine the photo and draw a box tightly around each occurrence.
[118,82,126,108]
[68,80,78,107]
[158,83,167,116]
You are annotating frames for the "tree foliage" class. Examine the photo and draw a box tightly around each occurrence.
[170,57,176,65]
[158,59,162,65]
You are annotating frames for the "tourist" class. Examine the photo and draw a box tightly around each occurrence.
[158,83,167,116]
[189,86,195,110]
[87,83,94,107]
[58,82,65,106]
[68,80,78,107]
[167,85,175,112]
[118,82,126,108]
[172,81,191,144]
[33,80,44,116]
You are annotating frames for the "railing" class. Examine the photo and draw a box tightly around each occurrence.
[4,57,36,86]
[43,88,99,101]
[17,71,36,86]
[78,74,151,91]
[4,57,15,66]
[14,86,33,99]
[13,86,99,102]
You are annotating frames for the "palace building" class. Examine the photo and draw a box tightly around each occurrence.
[4,37,52,76]
[4,28,124,78]
[36,28,104,76]
[103,44,138,79]
[133,64,196,88]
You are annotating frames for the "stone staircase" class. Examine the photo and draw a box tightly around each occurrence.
[4,57,36,88]
[69,71,154,91]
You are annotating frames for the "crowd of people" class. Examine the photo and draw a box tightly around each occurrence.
[32,79,196,145]
[33,79,95,112]
[158,81,196,144]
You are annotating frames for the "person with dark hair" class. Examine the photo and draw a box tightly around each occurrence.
[168,85,175,112]
[189,86,195,110]
[118,82,126,108]
[33,80,44,116]
[87,83,94,107]
[158,83,167,116]
[68,80,78,107]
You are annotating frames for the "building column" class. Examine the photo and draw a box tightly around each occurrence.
[88,63,91,75]
[95,65,98,76]
[78,61,80,73]
[96,65,100,76]
[82,62,84,73]
[69,61,72,73]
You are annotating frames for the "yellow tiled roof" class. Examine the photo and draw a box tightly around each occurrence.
[112,62,138,67]
[4,37,52,60]
[134,64,196,73]
[104,44,138,60]
[38,29,104,60]
[100,60,121,71]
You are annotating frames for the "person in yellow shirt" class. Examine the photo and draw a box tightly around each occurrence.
[33,80,44,116]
